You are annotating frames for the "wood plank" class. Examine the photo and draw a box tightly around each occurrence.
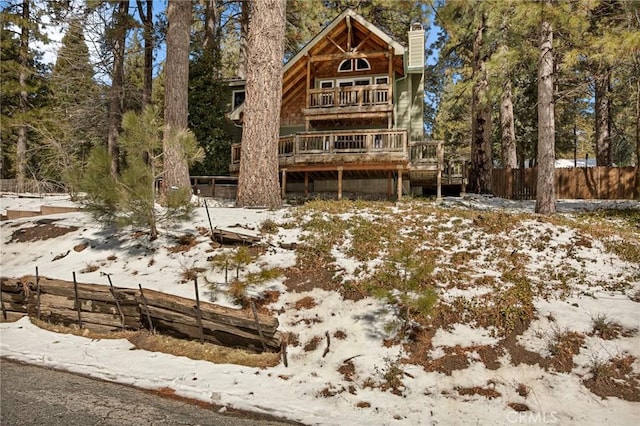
[1,291,27,303]
[38,307,140,328]
[33,293,139,317]
[143,305,277,343]
[151,318,279,352]
[138,288,279,333]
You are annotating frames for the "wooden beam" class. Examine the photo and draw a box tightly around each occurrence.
[397,166,403,200]
[281,169,287,199]
[305,55,311,109]
[346,15,352,51]
[388,46,394,113]
[354,32,373,52]
[327,36,345,53]
[304,172,309,196]
[309,51,389,63]
[337,166,343,200]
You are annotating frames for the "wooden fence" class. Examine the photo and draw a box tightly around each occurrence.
[492,167,638,200]
[0,275,281,353]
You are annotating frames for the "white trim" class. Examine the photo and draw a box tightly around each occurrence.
[318,79,334,89]
[338,59,353,72]
[232,89,245,110]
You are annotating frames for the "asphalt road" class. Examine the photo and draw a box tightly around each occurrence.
[0,358,298,426]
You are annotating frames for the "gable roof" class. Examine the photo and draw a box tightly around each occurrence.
[283,9,405,74]
[281,9,407,106]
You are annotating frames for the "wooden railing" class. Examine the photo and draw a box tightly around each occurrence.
[231,130,408,166]
[308,84,390,109]
[409,141,443,165]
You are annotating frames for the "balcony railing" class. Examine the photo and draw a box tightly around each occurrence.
[409,141,443,166]
[308,84,390,109]
[231,129,407,165]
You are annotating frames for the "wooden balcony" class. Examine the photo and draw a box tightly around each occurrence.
[230,129,408,173]
[303,84,393,119]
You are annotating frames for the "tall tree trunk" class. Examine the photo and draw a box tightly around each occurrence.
[106,1,129,178]
[470,12,492,194]
[237,0,251,79]
[203,0,218,52]
[162,0,192,195]
[636,77,640,200]
[535,10,556,215]
[236,0,286,208]
[500,80,517,168]
[16,0,29,193]
[136,0,153,108]
[595,71,611,166]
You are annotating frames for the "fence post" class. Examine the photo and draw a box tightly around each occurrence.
[36,266,41,321]
[193,277,204,344]
[138,284,154,334]
[105,274,126,331]
[250,300,268,352]
[72,272,82,328]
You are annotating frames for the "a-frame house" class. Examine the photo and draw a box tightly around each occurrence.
[229,9,456,200]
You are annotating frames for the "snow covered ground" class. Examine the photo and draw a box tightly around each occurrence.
[1,193,639,425]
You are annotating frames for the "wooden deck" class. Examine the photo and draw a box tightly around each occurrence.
[229,131,461,200]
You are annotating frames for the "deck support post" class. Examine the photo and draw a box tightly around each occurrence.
[396,165,403,201]
[304,172,309,196]
[337,167,343,200]
[281,169,287,199]
[436,141,443,202]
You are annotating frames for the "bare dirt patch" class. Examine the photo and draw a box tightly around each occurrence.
[583,355,640,402]
[9,219,78,242]
[294,296,316,310]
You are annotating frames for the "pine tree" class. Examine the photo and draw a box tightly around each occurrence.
[236,0,286,208]
[536,1,556,215]
[162,0,192,200]
[82,107,203,240]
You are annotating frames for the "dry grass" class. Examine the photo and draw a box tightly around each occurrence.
[29,318,280,368]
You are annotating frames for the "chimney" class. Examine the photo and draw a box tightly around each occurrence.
[407,23,425,73]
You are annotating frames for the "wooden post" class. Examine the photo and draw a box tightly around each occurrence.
[138,284,154,334]
[387,170,393,198]
[281,169,287,199]
[337,167,344,200]
[437,142,443,201]
[194,277,205,344]
[304,172,309,196]
[0,281,6,321]
[397,166,403,200]
[306,55,311,109]
[461,162,468,196]
[204,199,214,237]
[250,300,268,352]
[388,47,393,108]
[72,272,82,328]
[36,266,41,321]
[211,178,216,198]
[106,274,126,331]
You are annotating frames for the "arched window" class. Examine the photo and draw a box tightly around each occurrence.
[338,58,371,73]
[355,58,370,70]
[338,59,352,72]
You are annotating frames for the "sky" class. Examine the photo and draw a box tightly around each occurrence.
[1,193,639,425]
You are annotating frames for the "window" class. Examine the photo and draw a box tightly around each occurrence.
[232,90,245,110]
[355,58,371,71]
[319,80,334,89]
[337,58,371,73]
[338,59,352,72]
[375,76,389,85]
